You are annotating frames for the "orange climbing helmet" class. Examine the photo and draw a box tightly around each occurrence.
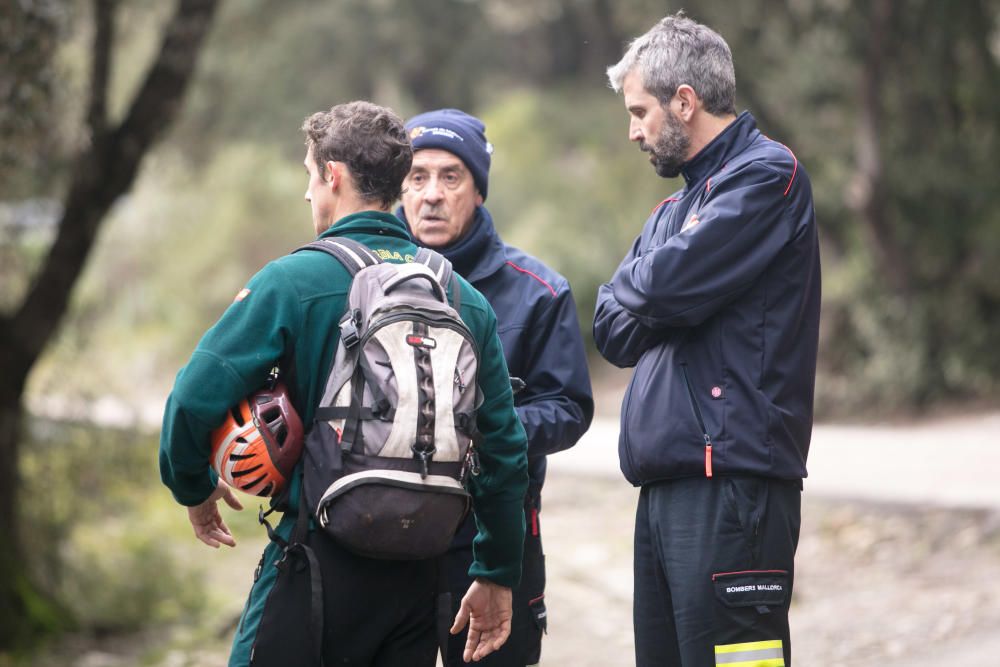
[210,382,304,497]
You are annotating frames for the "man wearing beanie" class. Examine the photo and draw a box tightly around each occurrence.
[400,108,594,667]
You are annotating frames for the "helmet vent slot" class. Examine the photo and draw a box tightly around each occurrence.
[231,463,263,478]
[239,474,266,490]
[230,406,246,426]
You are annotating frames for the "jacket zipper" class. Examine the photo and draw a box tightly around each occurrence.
[680,363,714,477]
[619,379,640,481]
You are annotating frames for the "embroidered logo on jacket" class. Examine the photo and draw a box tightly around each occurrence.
[682,212,701,232]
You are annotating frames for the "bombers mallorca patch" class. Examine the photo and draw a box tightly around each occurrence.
[233,287,251,302]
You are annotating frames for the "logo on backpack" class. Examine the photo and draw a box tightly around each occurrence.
[294,237,482,560]
[405,333,437,349]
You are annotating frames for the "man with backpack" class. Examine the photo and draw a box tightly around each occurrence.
[399,108,594,667]
[159,100,529,666]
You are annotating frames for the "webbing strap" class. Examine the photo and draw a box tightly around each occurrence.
[415,247,461,311]
[315,405,395,421]
[294,237,380,276]
[338,364,368,455]
[436,557,451,665]
[258,505,288,550]
[285,541,324,667]
[258,491,324,666]
[292,488,323,666]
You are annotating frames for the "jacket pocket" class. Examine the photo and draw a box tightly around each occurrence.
[680,362,716,477]
[723,477,769,562]
[618,378,640,482]
[712,569,788,609]
[711,569,790,665]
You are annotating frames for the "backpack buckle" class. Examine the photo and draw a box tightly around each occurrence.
[459,445,481,483]
[340,313,360,348]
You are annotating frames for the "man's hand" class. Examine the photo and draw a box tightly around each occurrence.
[450,578,513,662]
[187,480,244,548]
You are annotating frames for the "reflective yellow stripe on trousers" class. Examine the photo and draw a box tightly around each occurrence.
[714,639,785,667]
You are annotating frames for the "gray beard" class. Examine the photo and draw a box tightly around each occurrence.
[643,112,691,179]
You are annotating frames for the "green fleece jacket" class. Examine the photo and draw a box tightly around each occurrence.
[159,211,528,586]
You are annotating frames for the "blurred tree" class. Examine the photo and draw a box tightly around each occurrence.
[0,1,62,199]
[685,0,1000,411]
[479,0,626,85]
[25,0,998,418]
[0,0,220,649]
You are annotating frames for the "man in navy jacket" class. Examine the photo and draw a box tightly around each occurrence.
[595,13,821,667]
[400,108,594,667]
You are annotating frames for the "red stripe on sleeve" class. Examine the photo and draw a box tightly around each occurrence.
[505,261,557,297]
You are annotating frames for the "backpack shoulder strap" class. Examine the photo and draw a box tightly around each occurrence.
[415,247,461,312]
[294,237,381,276]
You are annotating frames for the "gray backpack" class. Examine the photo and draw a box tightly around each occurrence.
[296,237,481,560]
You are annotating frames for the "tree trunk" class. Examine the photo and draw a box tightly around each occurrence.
[0,0,220,650]
[0,372,37,648]
[850,0,912,296]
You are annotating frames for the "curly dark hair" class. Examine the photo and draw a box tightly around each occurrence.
[302,101,413,208]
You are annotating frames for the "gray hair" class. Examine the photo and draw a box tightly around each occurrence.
[607,12,736,117]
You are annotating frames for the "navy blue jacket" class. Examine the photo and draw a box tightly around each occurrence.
[401,207,594,497]
[594,112,821,486]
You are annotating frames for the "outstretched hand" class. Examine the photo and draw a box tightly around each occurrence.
[451,578,513,662]
[187,480,244,548]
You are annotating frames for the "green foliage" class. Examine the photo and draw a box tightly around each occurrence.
[812,0,1000,413]
[484,86,674,336]
[0,2,65,199]
[8,0,1000,421]
[28,142,306,405]
[19,420,207,637]
[2,0,999,660]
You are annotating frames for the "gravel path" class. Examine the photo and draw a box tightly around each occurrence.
[539,411,1000,666]
[39,411,1000,666]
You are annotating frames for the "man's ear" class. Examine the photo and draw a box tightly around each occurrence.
[475,190,484,207]
[323,161,341,190]
[675,84,699,123]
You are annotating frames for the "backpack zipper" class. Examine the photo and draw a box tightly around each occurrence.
[680,363,714,477]
[360,312,480,362]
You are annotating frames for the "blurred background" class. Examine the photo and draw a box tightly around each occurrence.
[1,0,998,665]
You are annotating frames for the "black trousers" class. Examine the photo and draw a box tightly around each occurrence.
[633,476,801,667]
[246,525,440,667]
[444,494,547,666]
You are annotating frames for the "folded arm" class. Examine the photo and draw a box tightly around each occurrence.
[612,163,794,329]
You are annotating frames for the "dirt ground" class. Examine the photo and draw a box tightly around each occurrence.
[33,468,1000,667]
[539,473,1000,667]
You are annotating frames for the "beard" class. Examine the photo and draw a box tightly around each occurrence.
[641,110,691,179]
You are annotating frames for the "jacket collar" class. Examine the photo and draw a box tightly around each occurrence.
[396,206,508,283]
[318,210,411,241]
[680,111,759,186]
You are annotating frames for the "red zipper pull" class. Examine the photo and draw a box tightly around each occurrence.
[704,435,714,477]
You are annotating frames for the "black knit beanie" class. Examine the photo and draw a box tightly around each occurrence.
[405,108,493,201]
